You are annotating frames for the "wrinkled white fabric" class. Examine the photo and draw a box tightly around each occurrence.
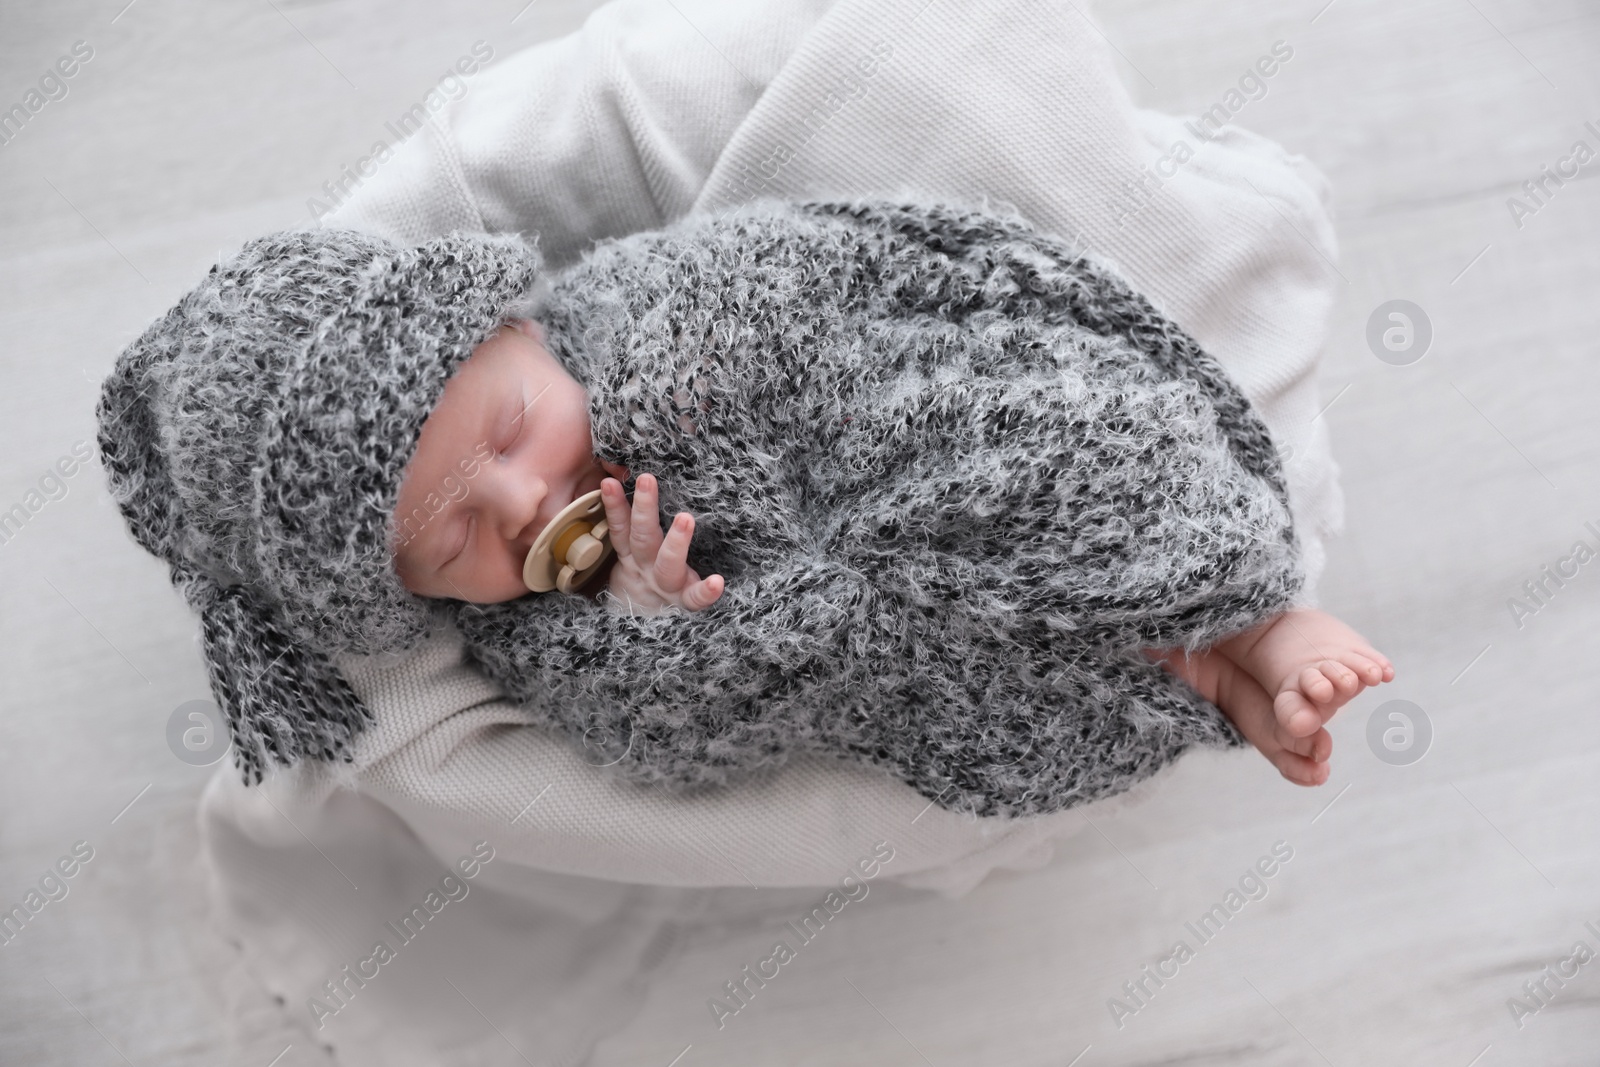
[198,0,1343,1061]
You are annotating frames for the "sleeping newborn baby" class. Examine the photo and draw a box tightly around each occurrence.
[390,198,1394,815]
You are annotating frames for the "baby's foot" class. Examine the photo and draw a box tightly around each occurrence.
[1141,646,1330,786]
[1215,608,1395,741]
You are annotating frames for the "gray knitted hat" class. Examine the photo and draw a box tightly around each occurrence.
[95,226,543,783]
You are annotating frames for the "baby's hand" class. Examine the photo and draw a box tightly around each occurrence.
[600,472,725,616]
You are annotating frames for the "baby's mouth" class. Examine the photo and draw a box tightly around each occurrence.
[518,467,618,594]
[523,463,614,558]
[515,518,544,566]
[519,501,561,561]
[525,475,595,554]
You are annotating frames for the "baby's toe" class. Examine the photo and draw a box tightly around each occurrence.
[1342,652,1387,686]
[1304,727,1332,764]
[1359,648,1397,682]
[1275,687,1325,738]
[1278,723,1331,763]
[1357,644,1392,667]
[1271,747,1328,787]
[1298,665,1336,703]
[1317,660,1362,699]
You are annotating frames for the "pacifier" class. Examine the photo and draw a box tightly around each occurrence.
[522,489,614,594]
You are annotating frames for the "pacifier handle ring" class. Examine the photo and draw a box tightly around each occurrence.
[522,489,614,594]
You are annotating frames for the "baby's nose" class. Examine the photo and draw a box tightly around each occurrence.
[485,474,545,548]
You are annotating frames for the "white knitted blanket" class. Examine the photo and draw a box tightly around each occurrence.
[198,2,1344,1062]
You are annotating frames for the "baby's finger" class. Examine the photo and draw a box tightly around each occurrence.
[652,512,695,592]
[684,573,725,611]
[630,473,665,563]
[600,479,632,560]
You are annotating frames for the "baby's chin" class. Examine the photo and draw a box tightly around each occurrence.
[481,576,538,604]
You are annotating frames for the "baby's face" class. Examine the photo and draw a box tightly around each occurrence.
[392,319,622,603]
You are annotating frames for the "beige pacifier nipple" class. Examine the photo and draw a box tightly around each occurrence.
[522,489,614,595]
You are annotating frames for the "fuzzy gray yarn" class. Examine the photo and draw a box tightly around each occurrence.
[453,197,1306,819]
[95,227,544,784]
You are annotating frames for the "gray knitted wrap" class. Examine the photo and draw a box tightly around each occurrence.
[452,198,1307,819]
[95,227,543,784]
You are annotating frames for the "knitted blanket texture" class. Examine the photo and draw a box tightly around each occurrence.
[452,198,1306,818]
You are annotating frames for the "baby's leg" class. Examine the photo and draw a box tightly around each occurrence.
[1141,646,1331,786]
[1213,608,1395,740]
